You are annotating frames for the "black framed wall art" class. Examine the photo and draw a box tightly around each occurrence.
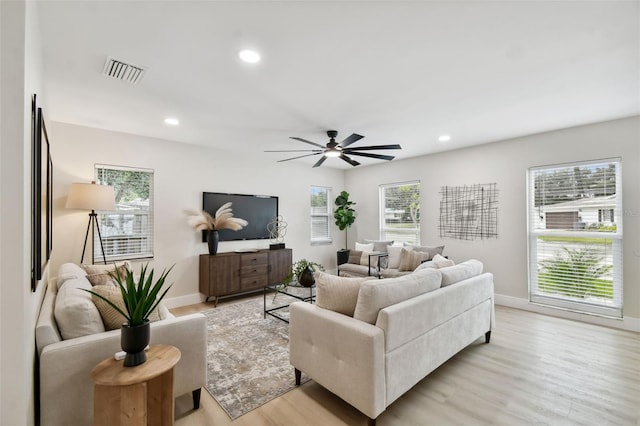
[31,94,53,291]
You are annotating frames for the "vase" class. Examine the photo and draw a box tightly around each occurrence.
[121,321,150,367]
[298,266,315,287]
[207,230,219,255]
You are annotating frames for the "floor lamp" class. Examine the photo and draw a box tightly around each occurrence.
[66,182,116,264]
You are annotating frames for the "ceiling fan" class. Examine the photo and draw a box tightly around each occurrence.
[265,130,402,168]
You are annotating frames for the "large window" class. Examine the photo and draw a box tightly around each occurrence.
[528,159,622,317]
[94,164,154,261]
[310,186,331,244]
[380,181,420,244]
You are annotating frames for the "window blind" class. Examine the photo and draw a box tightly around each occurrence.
[379,181,420,244]
[527,159,622,317]
[94,164,154,262]
[310,186,331,243]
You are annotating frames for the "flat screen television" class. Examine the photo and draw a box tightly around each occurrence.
[202,192,278,242]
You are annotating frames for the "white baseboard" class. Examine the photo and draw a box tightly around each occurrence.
[495,293,640,332]
[163,293,205,309]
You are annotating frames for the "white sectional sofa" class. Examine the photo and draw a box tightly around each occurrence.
[290,260,494,425]
[35,263,207,426]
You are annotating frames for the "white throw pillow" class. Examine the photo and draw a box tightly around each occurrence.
[56,263,88,290]
[386,245,403,269]
[353,268,442,324]
[355,242,374,252]
[439,259,484,287]
[54,277,106,339]
[432,254,455,268]
[315,271,374,316]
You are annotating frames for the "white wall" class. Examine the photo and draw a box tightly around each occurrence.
[345,116,640,328]
[49,122,346,305]
[0,0,45,424]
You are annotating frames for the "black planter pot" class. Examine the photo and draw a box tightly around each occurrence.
[298,266,315,287]
[207,230,219,255]
[121,321,150,367]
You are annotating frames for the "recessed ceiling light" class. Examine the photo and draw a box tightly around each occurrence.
[438,134,451,142]
[238,49,261,64]
[164,118,179,126]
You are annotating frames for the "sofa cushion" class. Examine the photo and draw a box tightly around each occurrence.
[338,263,378,277]
[353,268,442,324]
[398,248,431,272]
[57,263,88,290]
[403,244,445,260]
[54,277,106,339]
[439,259,483,286]
[91,285,161,330]
[315,272,374,316]
[363,239,394,253]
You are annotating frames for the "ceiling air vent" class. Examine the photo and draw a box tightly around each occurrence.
[102,57,146,84]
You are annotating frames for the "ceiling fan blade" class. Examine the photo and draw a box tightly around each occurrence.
[277,152,323,162]
[342,144,401,152]
[290,137,325,149]
[265,149,323,153]
[312,156,327,168]
[338,133,364,148]
[345,151,395,161]
[340,154,360,167]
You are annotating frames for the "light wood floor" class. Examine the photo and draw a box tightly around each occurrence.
[171,298,640,426]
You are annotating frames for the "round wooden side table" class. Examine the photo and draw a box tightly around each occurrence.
[90,344,181,426]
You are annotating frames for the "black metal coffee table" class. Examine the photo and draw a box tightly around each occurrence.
[263,282,315,323]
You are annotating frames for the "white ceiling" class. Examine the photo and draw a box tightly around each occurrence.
[37,1,639,169]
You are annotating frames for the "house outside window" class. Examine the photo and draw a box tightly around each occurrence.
[528,159,622,317]
[379,181,420,244]
[94,164,154,261]
[310,186,331,244]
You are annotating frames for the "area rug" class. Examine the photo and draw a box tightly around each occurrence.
[203,293,309,419]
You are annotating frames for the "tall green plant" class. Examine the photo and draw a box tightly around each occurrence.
[538,247,612,299]
[334,190,356,249]
[85,264,173,326]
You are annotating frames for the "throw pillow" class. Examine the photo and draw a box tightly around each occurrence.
[82,262,130,278]
[85,272,118,287]
[363,239,394,253]
[386,245,403,269]
[398,248,431,272]
[348,250,363,264]
[56,263,88,290]
[54,277,106,339]
[414,260,435,272]
[91,286,161,330]
[403,244,445,260]
[355,242,374,252]
[432,254,455,268]
[353,268,442,324]
[315,271,373,316]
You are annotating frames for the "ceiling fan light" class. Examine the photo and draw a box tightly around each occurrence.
[325,150,341,158]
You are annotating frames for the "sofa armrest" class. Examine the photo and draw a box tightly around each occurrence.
[39,313,206,426]
[289,302,386,419]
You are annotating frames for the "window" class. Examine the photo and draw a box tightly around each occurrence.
[94,164,154,261]
[310,186,331,244]
[379,181,420,244]
[528,159,622,317]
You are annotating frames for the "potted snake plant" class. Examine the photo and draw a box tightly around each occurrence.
[85,264,173,366]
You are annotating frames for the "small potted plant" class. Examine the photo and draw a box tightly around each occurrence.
[282,259,325,288]
[85,264,173,367]
[185,202,248,255]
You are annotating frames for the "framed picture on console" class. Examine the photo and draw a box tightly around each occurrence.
[31,95,53,291]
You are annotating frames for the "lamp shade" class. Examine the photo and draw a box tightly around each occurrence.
[65,183,116,211]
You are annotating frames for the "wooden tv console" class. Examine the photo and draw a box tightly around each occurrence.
[199,248,292,305]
